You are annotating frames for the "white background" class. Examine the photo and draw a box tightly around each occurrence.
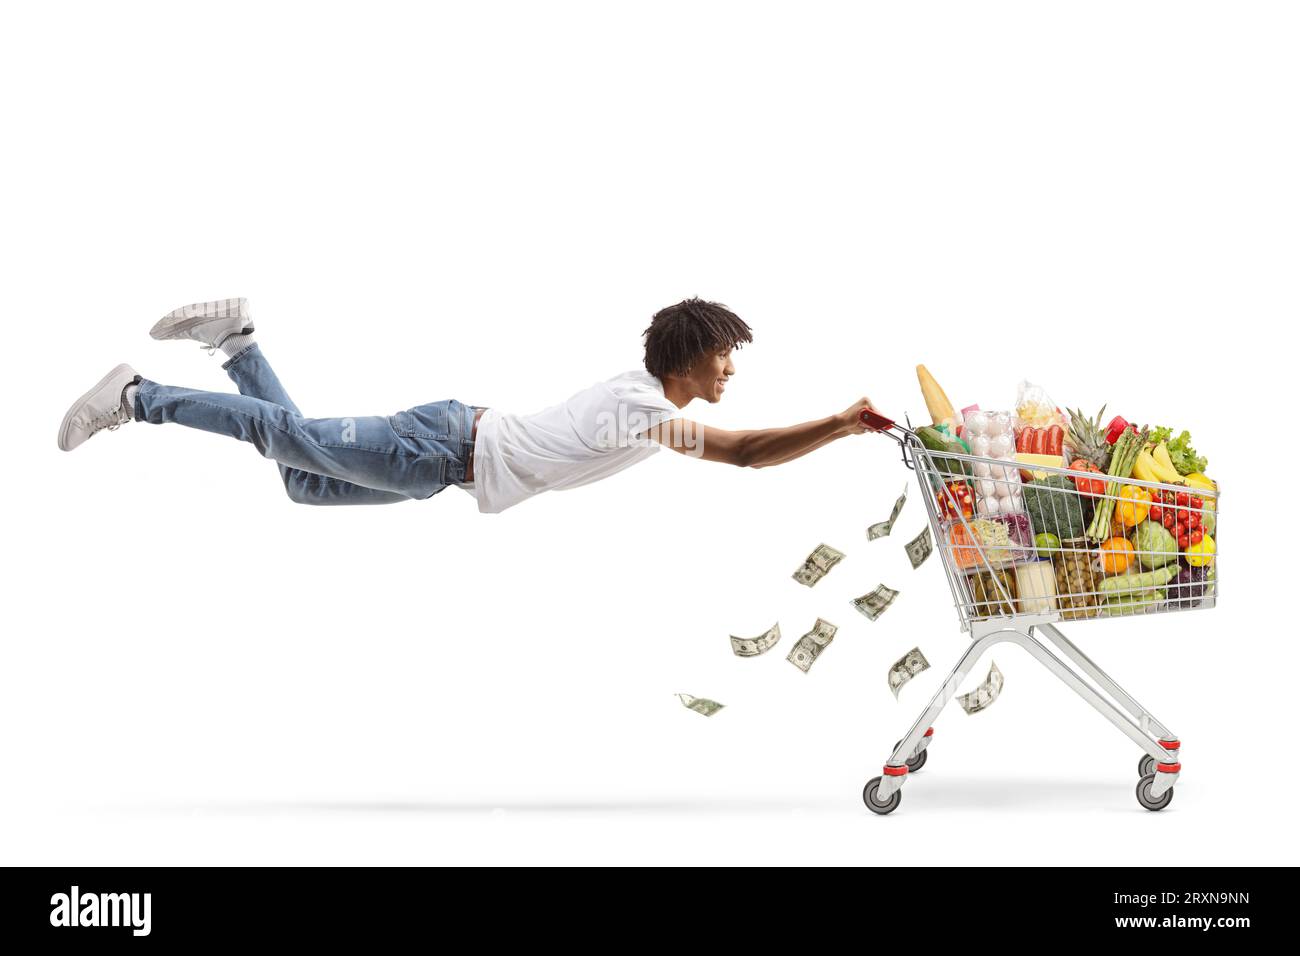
[2,1,1296,865]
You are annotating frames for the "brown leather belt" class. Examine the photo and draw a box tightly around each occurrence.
[465,407,486,483]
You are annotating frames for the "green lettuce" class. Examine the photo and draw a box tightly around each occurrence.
[1149,426,1207,475]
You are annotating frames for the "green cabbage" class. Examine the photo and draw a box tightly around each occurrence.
[1134,519,1179,569]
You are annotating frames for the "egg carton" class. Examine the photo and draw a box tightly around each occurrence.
[961,409,1025,516]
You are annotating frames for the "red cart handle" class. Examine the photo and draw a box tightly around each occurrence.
[859,408,896,432]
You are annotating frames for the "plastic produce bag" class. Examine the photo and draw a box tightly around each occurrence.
[1014,380,1068,431]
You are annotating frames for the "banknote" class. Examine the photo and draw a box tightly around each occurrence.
[888,646,930,698]
[904,526,933,569]
[730,622,782,657]
[786,618,839,673]
[792,543,845,588]
[957,662,1004,715]
[852,584,900,621]
[676,693,725,717]
[868,486,908,540]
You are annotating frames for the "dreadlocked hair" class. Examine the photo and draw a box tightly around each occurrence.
[642,297,753,379]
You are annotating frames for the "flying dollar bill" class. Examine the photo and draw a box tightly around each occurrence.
[792,543,845,588]
[730,622,782,657]
[676,693,725,717]
[786,618,839,673]
[867,485,908,540]
[852,584,900,621]
[957,662,1004,715]
[888,646,930,698]
[904,526,933,569]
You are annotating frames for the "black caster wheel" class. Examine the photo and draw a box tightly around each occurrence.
[863,776,902,815]
[894,739,928,773]
[1138,754,1156,777]
[1136,772,1174,811]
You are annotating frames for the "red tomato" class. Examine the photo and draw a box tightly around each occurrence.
[1149,505,1163,523]
[1191,496,1203,509]
[1178,533,1190,550]
[1175,492,1190,508]
[1069,459,1105,497]
[1175,522,1187,538]
[1189,512,1201,529]
[1190,529,1204,545]
[1163,512,1175,529]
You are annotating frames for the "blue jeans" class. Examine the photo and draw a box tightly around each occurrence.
[133,342,478,505]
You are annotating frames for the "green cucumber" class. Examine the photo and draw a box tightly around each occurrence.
[917,426,972,478]
[1099,564,1179,597]
[1101,589,1167,616]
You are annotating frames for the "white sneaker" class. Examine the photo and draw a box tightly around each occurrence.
[150,298,253,352]
[58,363,141,451]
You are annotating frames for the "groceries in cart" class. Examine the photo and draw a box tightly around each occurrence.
[912,367,1219,623]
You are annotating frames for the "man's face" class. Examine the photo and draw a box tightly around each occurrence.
[685,347,735,403]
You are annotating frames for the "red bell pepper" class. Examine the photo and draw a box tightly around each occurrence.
[1104,416,1131,445]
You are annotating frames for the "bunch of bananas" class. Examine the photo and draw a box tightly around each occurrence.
[1133,442,1184,485]
[1133,442,1216,493]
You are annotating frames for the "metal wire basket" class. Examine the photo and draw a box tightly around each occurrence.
[876,412,1218,632]
[855,408,1218,815]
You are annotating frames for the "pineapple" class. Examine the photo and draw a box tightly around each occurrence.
[1067,405,1112,471]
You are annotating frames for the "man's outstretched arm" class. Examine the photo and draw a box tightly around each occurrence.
[647,397,881,468]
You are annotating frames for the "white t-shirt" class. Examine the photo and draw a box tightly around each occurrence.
[457,369,684,514]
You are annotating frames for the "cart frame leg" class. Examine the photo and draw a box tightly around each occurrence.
[874,621,1181,802]
[1037,622,1179,762]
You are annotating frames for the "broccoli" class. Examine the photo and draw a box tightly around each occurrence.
[1022,475,1088,540]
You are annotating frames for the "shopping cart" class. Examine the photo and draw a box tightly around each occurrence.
[856,409,1219,814]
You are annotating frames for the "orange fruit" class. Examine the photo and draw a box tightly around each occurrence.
[1100,536,1135,575]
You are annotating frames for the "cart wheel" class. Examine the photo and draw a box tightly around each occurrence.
[1136,773,1174,811]
[863,776,902,815]
[1138,754,1156,778]
[894,739,928,773]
